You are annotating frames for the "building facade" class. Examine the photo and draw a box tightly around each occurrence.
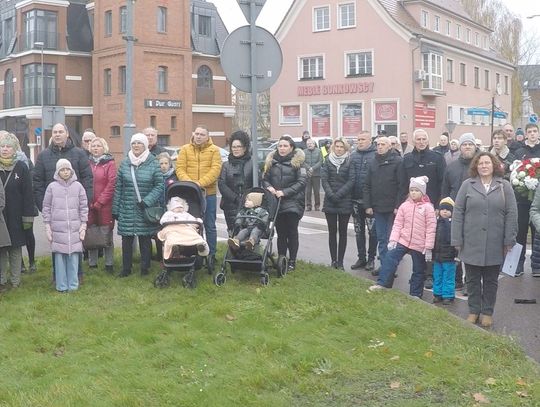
[0,0,232,158]
[270,0,514,145]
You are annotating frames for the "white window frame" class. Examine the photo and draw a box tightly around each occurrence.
[446,58,454,82]
[157,6,167,33]
[473,66,480,88]
[504,75,509,94]
[483,35,488,50]
[459,62,466,85]
[279,103,303,126]
[484,69,490,90]
[434,15,440,32]
[344,49,374,77]
[456,24,461,40]
[446,20,451,36]
[337,2,356,29]
[313,5,330,32]
[447,105,454,123]
[474,32,479,46]
[421,10,428,28]
[422,52,443,91]
[298,55,325,80]
[466,28,471,43]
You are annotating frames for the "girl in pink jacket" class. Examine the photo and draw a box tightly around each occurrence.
[369,176,436,298]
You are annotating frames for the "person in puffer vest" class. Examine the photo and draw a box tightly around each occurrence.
[42,159,88,292]
[369,176,436,298]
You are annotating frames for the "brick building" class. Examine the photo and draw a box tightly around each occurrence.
[0,0,232,158]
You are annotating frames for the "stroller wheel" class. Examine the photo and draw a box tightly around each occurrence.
[214,272,226,286]
[277,255,288,277]
[182,273,196,289]
[154,270,170,289]
[260,272,269,286]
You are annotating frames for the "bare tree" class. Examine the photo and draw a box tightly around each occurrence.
[232,88,271,140]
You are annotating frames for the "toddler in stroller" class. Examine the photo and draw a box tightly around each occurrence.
[227,192,269,251]
[157,196,209,259]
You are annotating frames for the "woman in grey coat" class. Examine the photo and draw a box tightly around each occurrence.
[451,152,517,328]
[303,139,323,211]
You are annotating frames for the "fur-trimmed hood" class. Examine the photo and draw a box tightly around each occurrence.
[264,148,305,174]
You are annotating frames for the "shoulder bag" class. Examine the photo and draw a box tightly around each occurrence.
[130,165,164,225]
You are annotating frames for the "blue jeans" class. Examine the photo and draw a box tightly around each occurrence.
[377,243,426,297]
[205,195,217,255]
[433,261,457,299]
[374,212,393,263]
[54,252,80,292]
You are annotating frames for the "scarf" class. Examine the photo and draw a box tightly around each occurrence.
[0,155,16,168]
[328,151,348,173]
[162,167,174,178]
[91,154,108,164]
[128,149,150,167]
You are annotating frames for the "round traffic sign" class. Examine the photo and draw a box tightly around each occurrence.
[220,25,282,93]
[530,113,538,124]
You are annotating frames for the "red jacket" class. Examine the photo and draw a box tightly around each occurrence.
[88,155,117,227]
[390,196,436,253]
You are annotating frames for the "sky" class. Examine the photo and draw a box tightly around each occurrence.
[209,0,540,62]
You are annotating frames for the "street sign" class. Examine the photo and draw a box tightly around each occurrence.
[43,106,65,130]
[144,99,182,109]
[467,108,490,116]
[493,111,507,119]
[530,113,539,124]
[238,0,266,23]
[220,25,282,93]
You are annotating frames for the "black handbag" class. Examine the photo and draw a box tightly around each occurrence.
[83,225,112,249]
[130,165,164,225]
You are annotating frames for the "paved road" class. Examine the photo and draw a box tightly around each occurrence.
[32,209,540,362]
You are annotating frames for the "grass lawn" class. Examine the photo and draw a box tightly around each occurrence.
[1,249,539,406]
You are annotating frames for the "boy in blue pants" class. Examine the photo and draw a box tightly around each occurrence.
[432,197,458,304]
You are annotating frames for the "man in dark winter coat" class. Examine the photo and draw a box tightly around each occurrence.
[143,127,165,156]
[503,123,523,155]
[363,137,401,273]
[432,132,450,156]
[33,122,93,212]
[349,131,377,270]
[399,129,446,207]
[513,123,540,276]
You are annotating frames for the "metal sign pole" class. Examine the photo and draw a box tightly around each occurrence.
[250,0,259,187]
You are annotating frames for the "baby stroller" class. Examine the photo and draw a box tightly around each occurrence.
[214,187,288,286]
[154,181,210,288]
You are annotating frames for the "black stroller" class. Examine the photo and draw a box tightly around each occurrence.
[154,181,210,289]
[214,187,288,286]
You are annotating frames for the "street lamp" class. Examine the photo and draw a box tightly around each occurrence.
[34,41,45,150]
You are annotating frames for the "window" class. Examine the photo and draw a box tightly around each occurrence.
[118,65,126,94]
[150,115,157,128]
[23,63,56,105]
[446,59,454,82]
[456,24,461,40]
[346,51,373,76]
[104,10,112,36]
[466,28,471,43]
[421,10,428,28]
[484,69,490,90]
[158,66,168,93]
[104,68,111,95]
[422,52,443,90]
[279,104,301,125]
[459,107,465,123]
[496,73,500,90]
[157,7,167,33]
[483,35,488,49]
[340,103,363,137]
[3,69,14,109]
[310,104,331,137]
[111,126,121,136]
[460,63,466,85]
[300,56,324,80]
[4,18,13,51]
[198,15,211,36]
[447,106,454,122]
[474,32,479,46]
[338,3,355,29]
[119,6,127,33]
[171,116,177,130]
[504,75,509,94]
[446,20,451,36]
[23,9,58,50]
[474,67,479,88]
[157,135,169,147]
[197,65,213,88]
[434,15,440,32]
[313,6,330,31]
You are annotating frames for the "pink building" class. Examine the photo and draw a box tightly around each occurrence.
[270,0,514,145]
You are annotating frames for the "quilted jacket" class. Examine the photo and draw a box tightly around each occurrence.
[390,197,436,253]
[88,154,117,227]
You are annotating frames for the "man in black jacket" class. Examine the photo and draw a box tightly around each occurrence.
[33,122,93,211]
[363,137,401,274]
[143,127,165,156]
[349,131,377,270]
[432,132,450,156]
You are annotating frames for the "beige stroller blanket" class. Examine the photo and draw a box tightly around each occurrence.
[157,224,209,259]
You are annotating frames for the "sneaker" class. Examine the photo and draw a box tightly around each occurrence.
[365,260,375,271]
[336,262,345,271]
[29,263,37,273]
[368,284,385,292]
[514,263,524,277]
[350,258,367,270]
[424,277,433,289]
[21,263,27,274]
[442,298,454,305]
[432,295,443,304]
[227,238,240,251]
[288,260,296,271]
[461,285,468,296]
[532,270,540,277]
[245,239,255,251]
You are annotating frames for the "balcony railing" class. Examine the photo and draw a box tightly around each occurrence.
[20,87,58,106]
[19,30,62,52]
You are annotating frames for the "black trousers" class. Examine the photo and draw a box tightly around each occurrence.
[325,213,350,264]
[275,212,300,261]
[517,202,535,263]
[122,235,152,274]
[23,225,36,264]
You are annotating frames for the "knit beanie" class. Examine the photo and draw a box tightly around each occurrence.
[246,192,263,207]
[56,158,73,172]
[459,133,476,147]
[409,176,429,195]
[168,196,188,212]
[439,197,454,212]
[130,133,149,149]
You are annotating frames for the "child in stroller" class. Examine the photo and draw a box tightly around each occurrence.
[227,192,269,251]
[157,196,209,260]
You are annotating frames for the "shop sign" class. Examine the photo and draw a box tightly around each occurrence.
[298,82,374,96]
[414,102,436,128]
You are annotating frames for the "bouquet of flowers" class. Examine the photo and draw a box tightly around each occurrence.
[510,158,540,200]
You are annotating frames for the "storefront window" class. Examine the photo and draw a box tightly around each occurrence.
[340,103,362,138]
[373,101,398,137]
[279,104,301,125]
[310,104,331,138]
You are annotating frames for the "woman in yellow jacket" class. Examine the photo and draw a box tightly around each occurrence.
[176,125,222,269]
